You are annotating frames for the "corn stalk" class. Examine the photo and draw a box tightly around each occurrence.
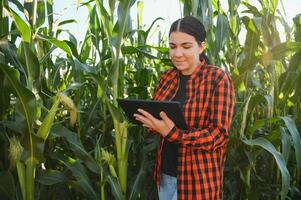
[95,0,135,198]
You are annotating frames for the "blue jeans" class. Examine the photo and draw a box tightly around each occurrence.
[158,173,177,200]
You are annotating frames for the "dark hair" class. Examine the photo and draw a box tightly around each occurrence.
[169,16,210,64]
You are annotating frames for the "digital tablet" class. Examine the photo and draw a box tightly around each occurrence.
[117,99,188,130]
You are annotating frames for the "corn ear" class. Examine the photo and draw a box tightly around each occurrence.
[58,93,75,110]
[58,93,77,127]
[101,148,117,177]
[69,109,77,127]
[37,96,60,140]
[8,136,23,170]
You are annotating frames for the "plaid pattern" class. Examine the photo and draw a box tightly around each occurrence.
[153,60,235,200]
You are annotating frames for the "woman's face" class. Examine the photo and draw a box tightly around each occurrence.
[169,31,205,75]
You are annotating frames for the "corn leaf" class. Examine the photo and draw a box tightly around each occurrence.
[280,127,292,164]
[215,14,229,55]
[8,8,31,42]
[106,174,122,200]
[20,42,40,81]
[50,124,100,174]
[0,171,15,199]
[0,63,36,136]
[51,153,97,199]
[243,137,290,200]
[37,34,73,56]
[37,170,67,186]
[271,42,301,60]
[281,116,301,173]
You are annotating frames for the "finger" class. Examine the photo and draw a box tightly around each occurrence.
[159,111,175,129]
[133,113,143,122]
[137,109,156,121]
[134,113,150,121]
[159,111,172,123]
[134,113,153,126]
[142,123,152,128]
[133,113,143,118]
[134,114,146,122]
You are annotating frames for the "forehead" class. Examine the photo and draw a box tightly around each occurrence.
[169,31,197,44]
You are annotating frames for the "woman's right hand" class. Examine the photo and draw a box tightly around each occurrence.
[134,109,175,137]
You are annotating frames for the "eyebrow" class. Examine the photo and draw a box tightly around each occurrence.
[169,42,193,45]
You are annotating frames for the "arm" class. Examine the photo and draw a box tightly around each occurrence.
[164,74,235,151]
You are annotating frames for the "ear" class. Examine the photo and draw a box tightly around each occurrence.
[199,41,206,50]
[198,41,206,53]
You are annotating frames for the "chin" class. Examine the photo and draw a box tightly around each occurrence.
[175,65,188,71]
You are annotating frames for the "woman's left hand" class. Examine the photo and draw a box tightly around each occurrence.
[133,109,175,137]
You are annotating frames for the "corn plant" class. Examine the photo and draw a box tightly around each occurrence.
[1,0,300,199]
[0,0,97,199]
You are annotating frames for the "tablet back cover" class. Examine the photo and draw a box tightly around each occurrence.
[117,99,187,130]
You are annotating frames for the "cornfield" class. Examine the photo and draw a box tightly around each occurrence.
[0,0,300,199]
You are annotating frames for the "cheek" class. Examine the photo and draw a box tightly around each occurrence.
[169,49,175,57]
[188,50,199,59]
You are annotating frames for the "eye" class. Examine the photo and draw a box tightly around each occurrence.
[169,44,176,49]
[183,45,192,49]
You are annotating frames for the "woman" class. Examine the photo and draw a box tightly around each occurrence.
[134,16,235,200]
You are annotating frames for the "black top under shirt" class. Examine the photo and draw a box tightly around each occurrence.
[161,73,189,177]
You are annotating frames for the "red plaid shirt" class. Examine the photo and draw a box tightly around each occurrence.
[153,60,235,199]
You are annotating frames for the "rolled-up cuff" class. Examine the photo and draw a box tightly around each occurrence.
[164,126,178,142]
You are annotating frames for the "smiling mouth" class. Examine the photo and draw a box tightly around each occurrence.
[173,60,186,64]
[174,62,187,66]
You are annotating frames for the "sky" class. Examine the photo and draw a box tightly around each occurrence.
[8,0,299,45]
[51,0,301,45]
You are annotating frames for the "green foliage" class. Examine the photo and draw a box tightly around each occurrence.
[0,0,300,199]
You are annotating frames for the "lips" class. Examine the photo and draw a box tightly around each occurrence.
[173,60,186,64]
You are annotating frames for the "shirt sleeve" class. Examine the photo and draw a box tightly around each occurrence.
[164,74,235,151]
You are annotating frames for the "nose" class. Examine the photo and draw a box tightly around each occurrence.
[172,48,183,57]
